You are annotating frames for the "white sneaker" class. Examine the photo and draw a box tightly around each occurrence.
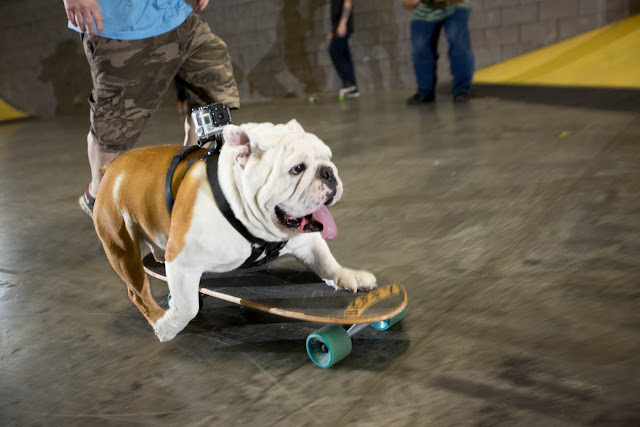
[79,184,95,218]
[339,86,359,98]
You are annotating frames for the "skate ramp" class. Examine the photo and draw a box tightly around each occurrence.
[474,14,640,89]
[0,98,28,122]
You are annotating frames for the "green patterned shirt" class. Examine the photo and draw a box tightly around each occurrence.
[413,0,470,22]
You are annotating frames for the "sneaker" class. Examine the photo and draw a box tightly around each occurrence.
[338,85,359,98]
[407,92,435,105]
[79,184,95,218]
[453,92,470,103]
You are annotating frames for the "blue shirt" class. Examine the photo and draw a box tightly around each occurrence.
[68,0,193,40]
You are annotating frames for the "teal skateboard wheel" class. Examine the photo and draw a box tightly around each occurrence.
[306,324,352,368]
[370,308,406,331]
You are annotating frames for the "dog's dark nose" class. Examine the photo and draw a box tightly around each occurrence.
[318,166,336,186]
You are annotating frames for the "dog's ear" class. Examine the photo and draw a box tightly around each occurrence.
[285,119,305,133]
[223,124,253,168]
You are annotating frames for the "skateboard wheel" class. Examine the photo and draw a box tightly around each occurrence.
[166,293,204,312]
[370,308,406,331]
[306,324,352,368]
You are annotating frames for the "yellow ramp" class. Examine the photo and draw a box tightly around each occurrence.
[0,98,28,122]
[474,14,640,89]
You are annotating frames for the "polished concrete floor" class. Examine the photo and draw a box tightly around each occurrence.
[1,89,639,426]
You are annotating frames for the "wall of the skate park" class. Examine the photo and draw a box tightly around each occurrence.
[1,0,638,118]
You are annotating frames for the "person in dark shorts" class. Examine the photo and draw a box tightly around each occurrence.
[63,0,240,217]
[329,0,359,98]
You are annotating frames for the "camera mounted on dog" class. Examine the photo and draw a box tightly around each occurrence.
[191,103,232,146]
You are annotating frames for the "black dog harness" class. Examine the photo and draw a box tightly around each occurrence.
[164,144,287,269]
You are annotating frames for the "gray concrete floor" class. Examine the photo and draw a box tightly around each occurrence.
[1,90,639,426]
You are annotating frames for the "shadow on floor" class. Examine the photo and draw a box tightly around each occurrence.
[473,84,640,113]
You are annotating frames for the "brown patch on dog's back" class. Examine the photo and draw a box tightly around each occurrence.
[165,161,207,262]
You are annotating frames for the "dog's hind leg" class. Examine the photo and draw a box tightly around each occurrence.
[95,210,165,328]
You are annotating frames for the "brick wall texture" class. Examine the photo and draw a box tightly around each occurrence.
[1,0,638,117]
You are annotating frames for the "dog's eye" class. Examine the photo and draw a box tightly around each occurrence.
[290,163,306,175]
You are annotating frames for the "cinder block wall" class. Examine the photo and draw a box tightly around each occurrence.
[1,0,637,117]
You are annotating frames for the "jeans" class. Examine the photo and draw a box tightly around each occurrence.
[329,33,357,87]
[410,8,474,96]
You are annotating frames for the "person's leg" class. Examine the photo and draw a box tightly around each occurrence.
[176,14,239,146]
[409,19,441,102]
[80,30,183,213]
[328,36,342,83]
[174,77,189,114]
[329,35,353,87]
[86,132,119,197]
[443,8,474,96]
[183,116,198,147]
[341,34,357,91]
[329,33,357,88]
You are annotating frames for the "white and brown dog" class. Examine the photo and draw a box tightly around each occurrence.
[93,119,377,341]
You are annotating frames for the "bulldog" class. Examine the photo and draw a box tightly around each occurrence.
[93,119,377,341]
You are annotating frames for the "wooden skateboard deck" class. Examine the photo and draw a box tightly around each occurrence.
[143,254,407,325]
[143,254,407,367]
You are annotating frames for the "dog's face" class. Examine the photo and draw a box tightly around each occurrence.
[222,119,342,239]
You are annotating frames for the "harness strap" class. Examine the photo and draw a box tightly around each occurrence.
[205,150,289,268]
[163,144,288,269]
[205,149,269,246]
[239,241,288,269]
[165,145,202,214]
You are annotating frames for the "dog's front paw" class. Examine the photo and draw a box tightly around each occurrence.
[153,317,178,342]
[327,268,377,293]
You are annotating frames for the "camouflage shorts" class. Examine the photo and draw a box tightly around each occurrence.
[83,13,239,150]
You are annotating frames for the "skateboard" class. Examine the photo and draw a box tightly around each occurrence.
[305,90,359,103]
[143,254,407,368]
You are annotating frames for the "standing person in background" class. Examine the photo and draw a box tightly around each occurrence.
[62,0,239,217]
[329,0,359,98]
[403,0,474,104]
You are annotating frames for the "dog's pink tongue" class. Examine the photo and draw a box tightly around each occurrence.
[312,205,337,239]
